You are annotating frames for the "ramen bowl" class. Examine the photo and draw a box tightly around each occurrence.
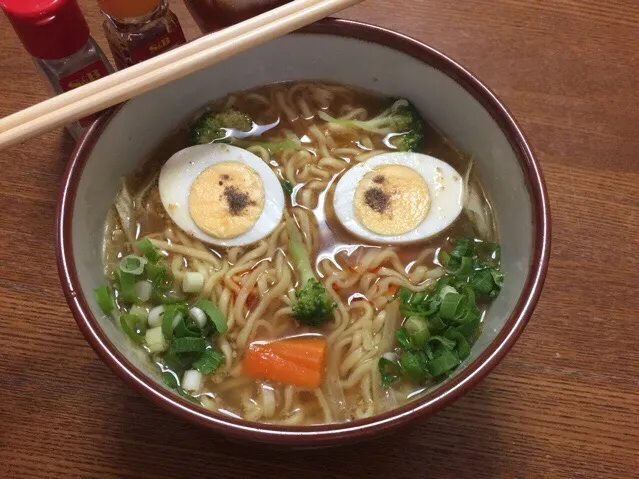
[56,18,550,446]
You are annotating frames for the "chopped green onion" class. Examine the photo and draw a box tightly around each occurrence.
[162,304,186,340]
[146,261,167,283]
[491,270,504,289]
[145,326,167,352]
[116,270,137,303]
[395,328,413,351]
[280,180,294,195]
[136,237,162,263]
[476,241,500,265]
[120,314,145,344]
[445,256,473,277]
[129,304,149,321]
[437,285,458,300]
[173,317,201,339]
[162,351,187,376]
[94,285,115,314]
[404,316,430,348]
[399,351,428,382]
[455,313,481,338]
[445,330,471,360]
[193,349,225,375]
[194,299,228,334]
[182,369,203,392]
[427,315,447,333]
[162,370,200,404]
[427,350,461,376]
[119,255,148,275]
[383,237,503,387]
[397,287,413,303]
[135,280,153,302]
[439,292,465,320]
[427,335,457,351]
[471,269,496,294]
[169,337,206,354]
[182,272,204,294]
[450,238,472,258]
[408,292,425,305]
[162,371,179,389]
[378,357,401,386]
[188,307,207,329]
[456,283,476,305]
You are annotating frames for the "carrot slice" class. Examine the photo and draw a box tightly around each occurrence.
[242,336,327,389]
[268,336,326,370]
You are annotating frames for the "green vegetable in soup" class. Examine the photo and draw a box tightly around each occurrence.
[136,237,162,263]
[379,237,504,387]
[379,357,401,386]
[193,349,225,375]
[286,213,337,326]
[191,108,253,144]
[318,98,425,152]
[191,109,302,154]
[162,371,201,404]
[95,235,228,386]
[120,313,146,344]
[94,285,115,314]
[194,299,228,334]
[280,179,294,196]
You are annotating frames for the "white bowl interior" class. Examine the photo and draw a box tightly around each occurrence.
[72,32,532,399]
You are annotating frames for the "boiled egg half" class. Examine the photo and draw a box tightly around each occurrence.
[333,152,464,244]
[159,143,284,247]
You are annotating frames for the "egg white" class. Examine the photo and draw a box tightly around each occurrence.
[333,152,464,244]
[159,143,284,247]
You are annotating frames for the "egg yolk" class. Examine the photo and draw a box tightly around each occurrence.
[354,165,430,235]
[189,161,265,239]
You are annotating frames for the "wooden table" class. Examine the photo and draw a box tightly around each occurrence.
[1,1,637,477]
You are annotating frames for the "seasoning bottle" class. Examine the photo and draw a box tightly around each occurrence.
[98,0,187,69]
[0,0,114,140]
[183,0,291,34]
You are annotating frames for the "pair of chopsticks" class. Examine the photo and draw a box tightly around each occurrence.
[0,0,363,150]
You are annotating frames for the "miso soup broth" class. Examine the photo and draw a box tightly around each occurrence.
[98,81,502,425]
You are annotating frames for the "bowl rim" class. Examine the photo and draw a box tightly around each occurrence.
[56,17,551,446]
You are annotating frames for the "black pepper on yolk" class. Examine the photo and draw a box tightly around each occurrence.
[354,165,431,235]
[189,161,265,239]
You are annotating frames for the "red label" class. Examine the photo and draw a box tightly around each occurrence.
[59,60,111,127]
[130,27,186,64]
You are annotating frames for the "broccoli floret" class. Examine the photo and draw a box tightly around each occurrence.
[390,129,423,152]
[318,99,425,152]
[286,213,336,326]
[191,109,253,145]
[191,109,303,154]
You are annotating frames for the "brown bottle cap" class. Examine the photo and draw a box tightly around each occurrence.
[98,0,161,19]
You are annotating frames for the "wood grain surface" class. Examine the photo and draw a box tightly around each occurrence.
[0,1,637,477]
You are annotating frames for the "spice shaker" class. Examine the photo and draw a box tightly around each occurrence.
[98,0,186,69]
[0,0,114,140]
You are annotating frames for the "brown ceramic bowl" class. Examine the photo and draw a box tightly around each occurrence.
[57,19,550,447]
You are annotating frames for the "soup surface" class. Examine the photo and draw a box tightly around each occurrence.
[98,81,502,425]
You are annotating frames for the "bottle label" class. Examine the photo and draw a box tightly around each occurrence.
[59,60,111,127]
[130,27,186,64]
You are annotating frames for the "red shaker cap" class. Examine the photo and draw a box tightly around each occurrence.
[0,0,90,59]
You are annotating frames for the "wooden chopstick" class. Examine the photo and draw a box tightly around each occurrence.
[0,0,363,150]
[0,0,327,131]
